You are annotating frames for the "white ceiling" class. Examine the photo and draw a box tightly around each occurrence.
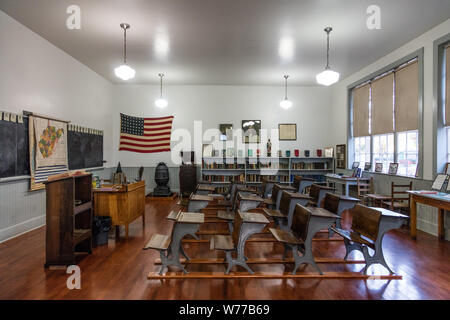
[1,0,449,85]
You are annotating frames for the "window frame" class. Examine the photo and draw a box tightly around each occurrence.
[347,48,424,178]
[433,34,450,177]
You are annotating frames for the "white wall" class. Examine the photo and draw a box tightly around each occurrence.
[112,85,333,167]
[0,11,114,242]
[329,19,450,180]
[0,11,114,165]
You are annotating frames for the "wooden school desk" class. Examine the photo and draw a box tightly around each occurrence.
[407,190,449,240]
[93,180,146,239]
[325,174,358,196]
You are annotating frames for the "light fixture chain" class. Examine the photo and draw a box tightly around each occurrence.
[123,27,127,64]
[285,76,288,99]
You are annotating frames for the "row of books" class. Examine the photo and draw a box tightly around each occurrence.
[201,174,245,183]
[202,162,245,169]
[292,162,327,170]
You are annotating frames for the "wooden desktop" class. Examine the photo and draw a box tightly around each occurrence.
[93,180,146,239]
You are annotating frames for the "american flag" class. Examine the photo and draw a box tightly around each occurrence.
[119,113,174,153]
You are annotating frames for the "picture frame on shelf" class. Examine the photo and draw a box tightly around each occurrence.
[432,174,447,191]
[278,123,297,141]
[202,144,213,157]
[445,163,450,175]
[324,147,333,158]
[352,167,362,178]
[388,163,399,175]
[364,162,372,171]
[375,162,383,173]
[351,162,360,169]
[219,124,233,141]
[242,120,261,143]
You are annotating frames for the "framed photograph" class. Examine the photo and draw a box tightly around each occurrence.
[432,174,447,191]
[375,162,383,173]
[445,163,450,175]
[352,168,362,178]
[242,120,261,143]
[219,124,233,141]
[278,123,297,141]
[364,162,372,171]
[335,144,346,169]
[388,163,399,175]
[324,147,333,158]
[202,144,213,157]
[351,162,360,170]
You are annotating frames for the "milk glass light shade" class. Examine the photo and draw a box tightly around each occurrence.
[280,99,293,109]
[316,69,340,86]
[155,98,168,108]
[114,64,136,81]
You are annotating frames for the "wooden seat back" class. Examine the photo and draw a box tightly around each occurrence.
[291,204,312,242]
[271,184,282,202]
[352,204,382,242]
[323,192,340,214]
[231,211,244,247]
[390,181,412,205]
[309,184,321,203]
[357,177,373,198]
[279,191,291,215]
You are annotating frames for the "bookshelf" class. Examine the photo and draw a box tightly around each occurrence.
[44,173,93,267]
[201,156,334,193]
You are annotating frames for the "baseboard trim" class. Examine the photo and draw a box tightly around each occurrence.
[0,215,45,244]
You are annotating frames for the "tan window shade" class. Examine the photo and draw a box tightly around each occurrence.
[446,46,450,126]
[371,73,394,135]
[352,84,370,137]
[395,61,419,131]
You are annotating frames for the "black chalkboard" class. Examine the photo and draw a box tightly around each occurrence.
[68,131,103,170]
[0,117,30,178]
[0,117,103,179]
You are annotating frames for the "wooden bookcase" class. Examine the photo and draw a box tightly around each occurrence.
[45,173,93,267]
[201,156,334,193]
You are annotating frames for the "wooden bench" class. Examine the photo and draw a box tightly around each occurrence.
[331,204,384,274]
[308,184,335,207]
[323,193,360,237]
[144,212,204,274]
[292,176,316,194]
[264,183,296,209]
[263,191,312,231]
[210,210,269,274]
[269,204,339,275]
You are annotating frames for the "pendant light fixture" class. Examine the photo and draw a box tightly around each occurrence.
[280,75,293,109]
[316,27,340,86]
[155,73,168,108]
[114,23,136,81]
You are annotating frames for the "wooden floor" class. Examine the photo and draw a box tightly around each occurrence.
[0,198,449,300]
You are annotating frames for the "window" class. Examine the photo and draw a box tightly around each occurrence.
[447,127,450,163]
[397,130,418,176]
[354,136,370,169]
[372,134,394,173]
[350,51,422,177]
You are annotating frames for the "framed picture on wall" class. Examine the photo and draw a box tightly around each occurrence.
[219,124,233,141]
[242,120,261,143]
[388,163,399,175]
[278,123,297,141]
[335,144,346,169]
[324,147,333,158]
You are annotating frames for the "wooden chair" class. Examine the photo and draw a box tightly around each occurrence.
[357,177,373,204]
[331,204,385,274]
[292,175,315,194]
[382,182,413,215]
[263,183,295,209]
[270,204,323,274]
[308,184,334,207]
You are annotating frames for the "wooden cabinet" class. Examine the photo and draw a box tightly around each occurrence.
[45,173,93,267]
[93,180,145,239]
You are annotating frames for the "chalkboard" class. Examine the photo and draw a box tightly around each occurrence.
[0,116,103,179]
[68,131,103,170]
[0,117,30,178]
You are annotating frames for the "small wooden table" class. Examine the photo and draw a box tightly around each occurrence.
[93,180,145,239]
[365,194,391,207]
[406,191,449,240]
[325,174,358,196]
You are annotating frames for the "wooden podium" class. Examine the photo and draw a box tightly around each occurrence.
[93,180,145,239]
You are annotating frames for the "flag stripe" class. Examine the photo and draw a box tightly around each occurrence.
[120,113,173,153]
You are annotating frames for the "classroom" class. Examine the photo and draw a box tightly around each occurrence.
[0,0,449,304]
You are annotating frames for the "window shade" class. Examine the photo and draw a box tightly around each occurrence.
[352,84,370,137]
[446,46,450,126]
[395,61,419,131]
[371,73,394,135]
